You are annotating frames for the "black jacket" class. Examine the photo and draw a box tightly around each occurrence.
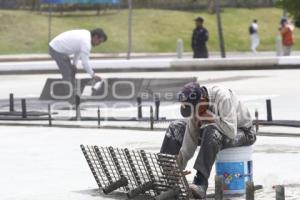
[192,27,209,50]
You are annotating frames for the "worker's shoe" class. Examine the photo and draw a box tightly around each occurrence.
[189,184,206,199]
[189,171,208,199]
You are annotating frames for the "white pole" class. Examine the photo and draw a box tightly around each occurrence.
[176,38,184,59]
[276,35,282,56]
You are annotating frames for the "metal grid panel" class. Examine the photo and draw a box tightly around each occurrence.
[81,145,189,199]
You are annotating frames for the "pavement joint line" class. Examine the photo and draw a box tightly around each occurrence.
[1,65,300,76]
[0,122,166,131]
[1,122,300,137]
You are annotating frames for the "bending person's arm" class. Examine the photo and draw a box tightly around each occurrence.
[73,52,81,67]
[80,52,95,77]
[178,118,198,170]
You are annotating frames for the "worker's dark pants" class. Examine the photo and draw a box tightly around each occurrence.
[193,47,208,58]
[49,46,76,102]
[160,120,256,183]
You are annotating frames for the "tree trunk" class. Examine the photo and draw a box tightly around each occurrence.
[31,0,38,10]
[208,0,216,14]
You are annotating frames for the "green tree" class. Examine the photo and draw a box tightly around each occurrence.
[276,0,300,23]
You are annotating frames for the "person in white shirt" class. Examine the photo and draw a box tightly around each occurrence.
[160,82,256,199]
[49,28,107,102]
[249,19,259,53]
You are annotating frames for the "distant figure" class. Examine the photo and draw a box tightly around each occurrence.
[249,19,259,53]
[49,28,107,103]
[279,18,294,56]
[192,17,209,58]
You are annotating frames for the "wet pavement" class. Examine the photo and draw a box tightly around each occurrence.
[1,69,300,199]
[0,126,299,200]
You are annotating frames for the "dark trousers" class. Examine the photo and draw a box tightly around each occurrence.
[160,120,256,182]
[193,47,208,58]
[49,46,76,101]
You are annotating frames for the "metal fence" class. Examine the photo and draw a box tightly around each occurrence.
[0,0,276,10]
[129,0,276,10]
[0,0,120,9]
[41,0,119,4]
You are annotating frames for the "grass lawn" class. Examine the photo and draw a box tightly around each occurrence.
[0,8,299,54]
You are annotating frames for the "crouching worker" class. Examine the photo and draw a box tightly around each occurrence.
[49,28,107,103]
[160,82,256,198]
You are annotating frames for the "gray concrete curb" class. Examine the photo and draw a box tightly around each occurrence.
[0,52,188,62]
[170,57,279,71]
[0,55,300,75]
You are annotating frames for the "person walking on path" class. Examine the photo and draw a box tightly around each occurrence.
[279,18,294,56]
[192,17,209,58]
[249,19,260,53]
[49,28,107,102]
[160,82,256,199]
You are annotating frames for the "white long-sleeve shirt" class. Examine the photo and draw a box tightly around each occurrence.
[49,29,94,77]
[179,85,253,169]
[251,22,258,34]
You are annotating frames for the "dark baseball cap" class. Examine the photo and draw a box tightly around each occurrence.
[177,82,202,117]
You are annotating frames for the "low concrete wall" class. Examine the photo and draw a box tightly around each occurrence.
[0,56,299,75]
[40,77,196,102]
[170,57,279,70]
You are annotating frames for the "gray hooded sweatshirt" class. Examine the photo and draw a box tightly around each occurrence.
[179,85,253,169]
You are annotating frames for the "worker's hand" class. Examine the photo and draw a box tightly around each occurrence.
[175,152,191,176]
[176,151,184,168]
[92,74,102,82]
[199,110,215,123]
[182,170,191,176]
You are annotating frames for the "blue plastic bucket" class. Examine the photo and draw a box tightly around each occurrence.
[215,146,253,195]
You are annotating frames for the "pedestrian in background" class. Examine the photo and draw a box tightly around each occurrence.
[279,18,294,56]
[192,17,209,58]
[249,19,260,53]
